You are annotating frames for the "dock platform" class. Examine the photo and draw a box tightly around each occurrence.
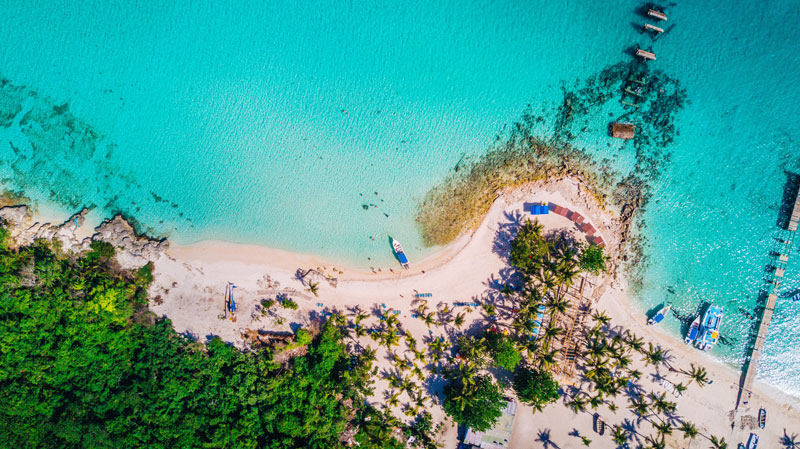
[733,184,800,425]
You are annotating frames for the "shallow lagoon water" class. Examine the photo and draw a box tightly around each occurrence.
[2,1,800,395]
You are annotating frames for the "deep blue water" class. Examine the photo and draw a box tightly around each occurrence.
[2,1,800,395]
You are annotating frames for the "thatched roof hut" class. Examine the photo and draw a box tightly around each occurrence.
[611,123,635,140]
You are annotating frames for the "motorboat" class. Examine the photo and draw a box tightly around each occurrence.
[648,304,671,325]
[685,314,700,344]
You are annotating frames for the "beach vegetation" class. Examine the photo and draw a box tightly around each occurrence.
[682,363,709,387]
[441,373,506,432]
[485,330,522,371]
[512,366,559,410]
[709,435,728,449]
[0,224,403,449]
[308,280,320,297]
[579,243,608,274]
[281,297,299,310]
[612,426,629,446]
[678,421,699,441]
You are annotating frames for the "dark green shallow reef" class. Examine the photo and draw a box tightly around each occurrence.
[0,224,412,449]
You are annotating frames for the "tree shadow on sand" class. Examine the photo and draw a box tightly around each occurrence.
[536,429,561,449]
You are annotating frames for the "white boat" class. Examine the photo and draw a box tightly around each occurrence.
[648,304,671,325]
[747,432,758,449]
[695,305,724,351]
[392,238,409,269]
[684,314,701,344]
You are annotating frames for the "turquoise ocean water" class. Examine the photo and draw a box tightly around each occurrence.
[2,1,800,396]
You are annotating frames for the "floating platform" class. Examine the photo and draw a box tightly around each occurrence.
[628,77,648,85]
[621,100,640,108]
[644,23,664,33]
[647,8,668,21]
[636,48,657,60]
[610,122,635,139]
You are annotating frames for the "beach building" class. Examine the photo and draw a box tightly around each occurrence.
[462,400,517,449]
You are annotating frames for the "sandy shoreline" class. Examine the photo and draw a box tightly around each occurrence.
[146,178,800,448]
[3,177,799,447]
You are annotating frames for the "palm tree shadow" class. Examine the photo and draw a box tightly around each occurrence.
[492,212,526,259]
[536,429,561,449]
[781,429,800,449]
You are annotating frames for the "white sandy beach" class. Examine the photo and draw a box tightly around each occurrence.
[142,177,800,448]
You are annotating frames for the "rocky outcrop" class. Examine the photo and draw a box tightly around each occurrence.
[92,215,168,268]
[0,205,167,269]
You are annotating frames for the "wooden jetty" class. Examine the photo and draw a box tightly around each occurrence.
[733,186,800,427]
[628,77,648,85]
[624,87,644,97]
[636,48,657,60]
[611,122,636,139]
[644,23,664,33]
[647,8,668,21]
[621,100,640,108]
[554,275,596,384]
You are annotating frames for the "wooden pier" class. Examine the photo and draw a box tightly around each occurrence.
[636,48,656,60]
[734,186,800,417]
[644,23,664,34]
[647,8,668,21]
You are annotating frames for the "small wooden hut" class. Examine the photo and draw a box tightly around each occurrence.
[611,123,635,140]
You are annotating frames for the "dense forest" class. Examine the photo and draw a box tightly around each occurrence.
[0,224,402,449]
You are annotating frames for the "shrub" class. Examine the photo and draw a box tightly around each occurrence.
[513,367,560,410]
[442,374,506,431]
[579,243,607,274]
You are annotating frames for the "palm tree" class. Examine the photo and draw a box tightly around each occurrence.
[415,302,428,316]
[354,311,369,324]
[580,435,592,447]
[591,310,611,329]
[308,281,319,296]
[589,393,604,410]
[454,312,465,329]
[627,369,643,380]
[567,394,589,414]
[625,333,645,353]
[423,312,436,328]
[645,434,666,449]
[538,349,560,371]
[482,302,497,317]
[643,343,665,367]
[387,391,401,408]
[683,363,709,387]
[628,396,650,419]
[654,421,673,438]
[649,391,677,416]
[709,435,728,449]
[612,426,629,446]
[547,295,570,318]
[678,422,698,442]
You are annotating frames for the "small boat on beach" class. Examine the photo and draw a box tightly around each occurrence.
[696,304,724,351]
[391,238,410,269]
[747,432,759,449]
[758,408,766,429]
[684,314,701,344]
[648,304,671,325]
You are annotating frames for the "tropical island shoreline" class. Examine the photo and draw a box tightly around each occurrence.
[2,177,799,448]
